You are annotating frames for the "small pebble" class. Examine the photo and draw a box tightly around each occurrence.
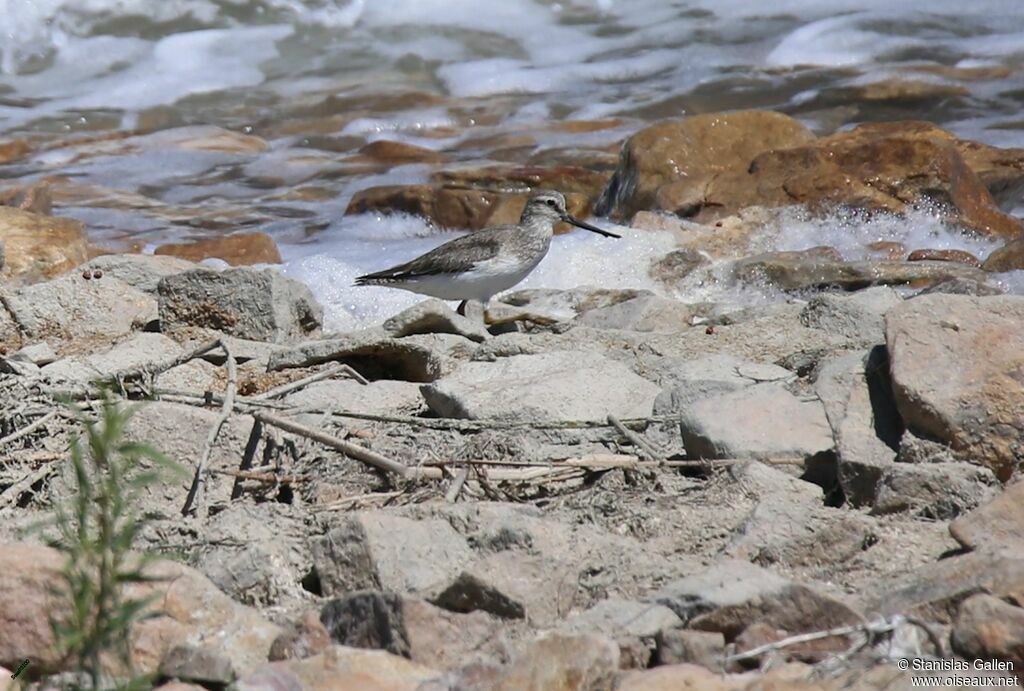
[92,269,103,279]
[81,270,92,280]
[705,325,715,335]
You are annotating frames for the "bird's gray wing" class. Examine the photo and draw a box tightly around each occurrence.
[356,227,511,281]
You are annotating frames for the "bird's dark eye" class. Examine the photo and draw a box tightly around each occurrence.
[545,199,556,207]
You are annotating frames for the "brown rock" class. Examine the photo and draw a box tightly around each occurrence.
[833,79,970,103]
[866,552,1024,623]
[154,232,283,266]
[0,139,31,164]
[654,629,725,669]
[0,543,63,672]
[269,610,332,661]
[688,583,862,642]
[648,248,709,288]
[451,632,618,691]
[597,111,815,219]
[346,184,500,230]
[431,164,610,198]
[0,182,53,215]
[0,206,89,285]
[885,294,1024,480]
[616,664,735,691]
[0,543,281,678]
[950,479,1024,554]
[982,238,1024,272]
[356,140,449,164]
[733,621,846,667]
[346,182,594,232]
[237,644,440,691]
[610,116,1024,238]
[907,248,982,267]
[951,593,1024,670]
[403,597,508,671]
[866,240,907,260]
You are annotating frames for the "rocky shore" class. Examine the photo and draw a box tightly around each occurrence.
[1,110,1023,690]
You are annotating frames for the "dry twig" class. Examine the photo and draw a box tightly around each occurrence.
[182,340,237,517]
[254,363,368,400]
[0,410,58,448]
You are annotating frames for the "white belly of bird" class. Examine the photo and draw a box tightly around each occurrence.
[395,254,541,302]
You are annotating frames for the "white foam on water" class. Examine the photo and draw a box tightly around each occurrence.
[765,206,1001,262]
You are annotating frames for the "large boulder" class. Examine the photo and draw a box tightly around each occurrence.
[677,384,833,461]
[597,111,815,220]
[0,543,281,677]
[601,116,1024,239]
[885,294,1024,480]
[0,272,156,346]
[158,267,323,343]
[421,351,659,422]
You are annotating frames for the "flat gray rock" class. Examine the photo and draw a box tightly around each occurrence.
[158,267,322,343]
[421,351,659,421]
[800,286,903,345]
[382,299,489,342]
[82,253,198,295]
[871,462,998,520]
[563,598,682,639]
[678,384,832,460]
[654,354,793,414]
[574,294,697,332]
[311,512,473,599]
[2,273,156,342]
[41,332,183,385]
[814,349,902,506]
[269,329,472,383]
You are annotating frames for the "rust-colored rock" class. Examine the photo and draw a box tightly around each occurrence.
[0,139,30,164]
[982,238,1024,272]
[866,241,907,260]
[598,110,815,219]
[907,248,982,267]
[886,294,1024,480]
[0,206,89,285]
[431,164,610,199]
[952,594,1024,671]
[950,479,1024,555]
[346,183,592,232]
[154,232,283,266]
[0,543,280,678]
[0,182,52,215]
[603,115,1024,239]
[356,140,449,164]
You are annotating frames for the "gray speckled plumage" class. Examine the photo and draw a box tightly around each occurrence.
[355,190,619,303]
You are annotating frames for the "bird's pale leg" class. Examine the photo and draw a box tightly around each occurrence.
[461,299,487,324]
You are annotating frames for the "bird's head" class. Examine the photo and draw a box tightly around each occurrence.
[522,190,620,238]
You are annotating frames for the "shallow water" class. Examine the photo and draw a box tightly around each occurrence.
[3,0,1024,328]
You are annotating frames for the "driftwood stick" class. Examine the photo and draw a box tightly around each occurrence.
[725,618,898,664]
[445,468,469,503]
[0,410,57,447]
[664,457,805,468]
[254,363,368,400]
[0,464,57,509]
[252,410,430,480]
[182,341,238,516]
[607,414,662,461]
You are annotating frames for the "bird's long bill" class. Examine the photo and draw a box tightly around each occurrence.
[563,214,621,238]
